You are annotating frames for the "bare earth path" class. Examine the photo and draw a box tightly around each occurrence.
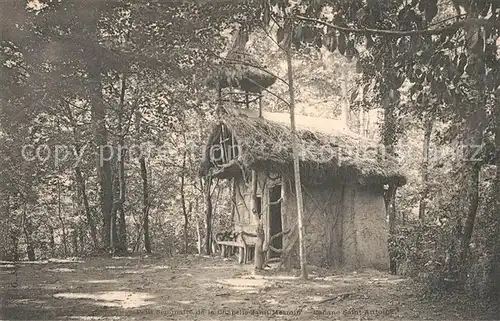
[0,255,494,320]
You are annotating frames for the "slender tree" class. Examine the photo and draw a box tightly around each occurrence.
[284,18,308,280]
[203,175,213,255]
[419,113,433,221]
[180,148,189,254]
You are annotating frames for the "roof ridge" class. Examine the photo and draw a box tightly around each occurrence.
[224,107,370,141]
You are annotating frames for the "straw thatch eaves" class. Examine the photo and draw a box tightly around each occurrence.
[199,108,407,188]
[206,51,277,93]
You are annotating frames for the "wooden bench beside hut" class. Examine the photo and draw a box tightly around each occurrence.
[199,107,406,270]
[215,224,258,264]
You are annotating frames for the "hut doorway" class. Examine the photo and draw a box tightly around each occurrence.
[269,185,282,258]
[256,196,262,219]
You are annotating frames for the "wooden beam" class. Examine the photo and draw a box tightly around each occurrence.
[230,178,236,225]
[219,125,226,164]
[230,131,236,160]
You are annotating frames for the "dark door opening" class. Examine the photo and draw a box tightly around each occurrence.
[256,196,262,219]
[269,185,282,258]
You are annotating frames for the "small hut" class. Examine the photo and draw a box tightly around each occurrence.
[199,107,406,270]
[205,27,277,112]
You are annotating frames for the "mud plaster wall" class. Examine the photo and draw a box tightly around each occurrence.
[282,181,389,270]
[341,184,389,270]
[281,181,343,268]
[232,172,389,270]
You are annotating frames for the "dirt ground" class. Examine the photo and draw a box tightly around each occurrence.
[0,254,497,320]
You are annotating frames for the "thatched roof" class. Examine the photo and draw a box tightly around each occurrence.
[200,108,406,188]
[206,51,277,93]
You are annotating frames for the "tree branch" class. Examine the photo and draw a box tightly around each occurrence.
[295,15,498,37]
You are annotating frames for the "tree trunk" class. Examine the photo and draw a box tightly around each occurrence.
[11,232,19,261]
[5,196,18,261]
[110,168,119,253]
[88,63,113,251]
[285,21,308,280]
[79,226,85,255]
[196,213,202,255]
[134,108,151,254]
[22,204,35,261]
[204,175,213,255]
[25,240,35,261]
[74,167,98,250]
[71,230,78,255]
[49,226,55,257]
[457,113,485,282]
[385,183,397,274]
[57,175,68,256]
[341,67,350,129]
[133,222,141,252]
[117,73,127,253]
[365,111,371,137]
[117,153,127,253]
[0,193,9,260]
[383,109,398,273]
[180,150,189,254]
[458,163,481,266]
[358,109,364,135]
[381,46,399,274]
[419,115,433,221]
[457,27,486,275]
[140,156,151,253]
[456,7,487,284]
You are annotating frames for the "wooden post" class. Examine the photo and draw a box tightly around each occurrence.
[285,19,308,279]
[280,180,291,269]
[230,179,236,225]
[255,223,264,268]
[231,131,236,159]
[238,247,245,264]
[251,171,258,217]
[204,175,213,255]
[251,170,265,270]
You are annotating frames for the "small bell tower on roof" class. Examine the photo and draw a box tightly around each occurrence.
[206,26,277,116]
